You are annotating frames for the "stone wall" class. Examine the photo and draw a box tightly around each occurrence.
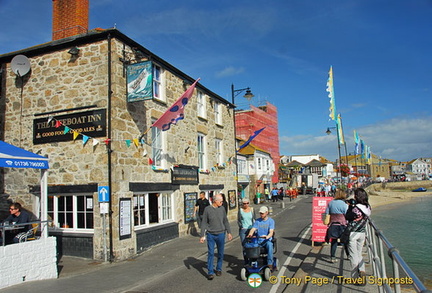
[0,237,58,289]
[1,35,237,260]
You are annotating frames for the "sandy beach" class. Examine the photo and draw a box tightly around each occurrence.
[366,180,432,208]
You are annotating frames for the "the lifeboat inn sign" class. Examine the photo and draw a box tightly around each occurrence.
[33,109,107,144]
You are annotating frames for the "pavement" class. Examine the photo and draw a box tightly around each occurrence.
[0,196,385,293]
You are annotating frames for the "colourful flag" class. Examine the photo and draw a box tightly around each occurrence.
[336,114,345,145]
[326,66,337,121]
[237,127,265,151]
[151,78,200,131]
[353,130,359,155]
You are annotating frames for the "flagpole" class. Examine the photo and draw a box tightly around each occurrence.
[338,114,349,167]
[334,123,343,184]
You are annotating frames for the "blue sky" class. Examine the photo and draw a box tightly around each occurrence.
[1,0,431,162]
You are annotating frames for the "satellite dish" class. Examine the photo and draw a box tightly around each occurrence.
[11,55,31,77]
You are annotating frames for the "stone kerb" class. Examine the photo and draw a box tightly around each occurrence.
[0,237,58,289]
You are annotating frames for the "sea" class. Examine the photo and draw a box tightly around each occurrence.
[371,196,432,289]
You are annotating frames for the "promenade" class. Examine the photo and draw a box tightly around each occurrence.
[0,196,382,293]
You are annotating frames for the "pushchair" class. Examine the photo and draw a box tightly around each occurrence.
[240,234,278,281]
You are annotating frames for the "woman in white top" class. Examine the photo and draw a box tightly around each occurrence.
[237,198,256,263]
[345,188,371,280]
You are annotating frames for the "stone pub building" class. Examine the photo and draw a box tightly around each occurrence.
[0,0,237,260]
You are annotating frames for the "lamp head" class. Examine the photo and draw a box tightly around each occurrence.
[243,88,254,100]
[326,128,331,135]
[68,47,80,56]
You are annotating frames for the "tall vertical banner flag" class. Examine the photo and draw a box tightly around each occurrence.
[237,127,266,151]
[326,66,337,121]
[151,78,200,131]
[336,114,345,145]
[353,130,359,155]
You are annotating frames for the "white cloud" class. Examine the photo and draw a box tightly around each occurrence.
[280,116,432,162]
[215,66,244,78]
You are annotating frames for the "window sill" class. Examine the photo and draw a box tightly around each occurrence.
[152,165,168,172]
[153,97,167,105]
[198,116,208,122]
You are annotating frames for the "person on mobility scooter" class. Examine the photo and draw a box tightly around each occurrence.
[240,206,277,281]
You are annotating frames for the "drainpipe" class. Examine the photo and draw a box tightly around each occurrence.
[107,33,114,262]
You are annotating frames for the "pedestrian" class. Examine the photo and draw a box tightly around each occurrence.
[237,198,256,263]
[271,187,279,202]
[247,206,275,269]
[301,182,307,195]
[345,188,371,281]
[278,187,284,201]
[265,187,270,201]
[199,194,233,280]
[221,193,228,214]
[194,191,210,228]
[324,190,349,263]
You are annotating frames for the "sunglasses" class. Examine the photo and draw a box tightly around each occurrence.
[243,202,249,204]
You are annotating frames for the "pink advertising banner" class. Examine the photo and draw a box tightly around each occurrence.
[311,196,333,244]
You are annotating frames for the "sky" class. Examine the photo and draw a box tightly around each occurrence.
[1,0,431,162]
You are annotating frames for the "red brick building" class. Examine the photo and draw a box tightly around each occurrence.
[235,102,280,184]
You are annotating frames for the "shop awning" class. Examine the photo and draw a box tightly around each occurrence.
[0,140,49,169]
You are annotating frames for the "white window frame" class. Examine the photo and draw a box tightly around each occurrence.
[198,133,207,170]
[48,193,94,231]
[197,91,206,118]
[214,101,222,125]
[133,192,174,229]
[151,120,166,168]
[215,138,223,165]
[153,64,165,102]
[257,157,262,170]
[238,158,246,174]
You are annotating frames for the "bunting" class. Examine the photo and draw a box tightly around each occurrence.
[48,116,147,148]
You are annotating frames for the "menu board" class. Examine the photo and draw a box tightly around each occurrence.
[119,198,132,240]
[184,192,197,223]
[228,190,236,209]
[311,197,333,244]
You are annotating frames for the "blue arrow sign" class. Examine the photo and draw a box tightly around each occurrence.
[98,186,110,202]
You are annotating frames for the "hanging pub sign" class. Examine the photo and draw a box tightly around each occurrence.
[126,61,153,102]
[171,165,199,185]
[33,109,107,144]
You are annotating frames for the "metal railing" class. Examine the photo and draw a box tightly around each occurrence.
[365,218,431,293]
[1,220,50,246]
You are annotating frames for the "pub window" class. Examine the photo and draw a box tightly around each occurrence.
[48,194,94,230]
[151,119,166,168]
[257,158,262,170]
[198,133,207,170]
[215,138,223,165]
[214,101,222,125]
[133,192,173,228]
[197,91,206,118]
[153,64,165,102]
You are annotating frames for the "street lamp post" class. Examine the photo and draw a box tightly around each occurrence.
[231,84,254,201]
